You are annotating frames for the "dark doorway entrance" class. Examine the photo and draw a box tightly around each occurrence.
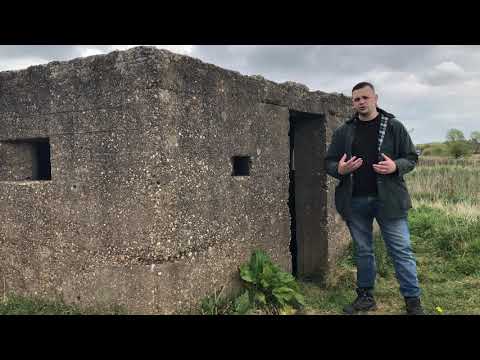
[289,110,327,282]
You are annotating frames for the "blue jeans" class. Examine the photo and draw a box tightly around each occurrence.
[346,196,421,298]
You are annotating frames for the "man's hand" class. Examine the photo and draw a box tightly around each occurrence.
[338,153,363,175]
[373,153,397,174]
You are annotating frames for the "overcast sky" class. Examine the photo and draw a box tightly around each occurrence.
[0,45,478,144]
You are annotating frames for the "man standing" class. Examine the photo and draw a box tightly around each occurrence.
[325,82,424,315]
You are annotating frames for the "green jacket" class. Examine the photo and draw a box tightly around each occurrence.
[325,108,418,220]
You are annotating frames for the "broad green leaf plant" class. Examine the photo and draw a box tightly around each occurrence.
[237,250,305,314]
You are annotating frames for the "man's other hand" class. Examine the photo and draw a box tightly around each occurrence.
[373,153,397,174]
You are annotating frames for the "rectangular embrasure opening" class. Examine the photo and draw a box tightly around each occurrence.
[0,138,52,181]
[231,156,251,176]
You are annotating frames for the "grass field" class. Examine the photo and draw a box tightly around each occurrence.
[301,157,480,315]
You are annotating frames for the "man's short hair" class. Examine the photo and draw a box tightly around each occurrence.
[352,82,375,93]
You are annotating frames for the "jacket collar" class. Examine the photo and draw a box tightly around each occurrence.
[346,107,395,124]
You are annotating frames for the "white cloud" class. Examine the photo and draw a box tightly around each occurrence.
[0,45,195,72]
[101,45,195,55]
[79,47,107,57]
[0,56,48,71]
[79,45,194,58]
[435,61,465,74]
[365,71,430,97]
[154,45,194,55]
[422,61,469,86]
[107,45,194,55]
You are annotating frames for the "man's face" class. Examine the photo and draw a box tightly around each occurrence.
[352,86,378,117]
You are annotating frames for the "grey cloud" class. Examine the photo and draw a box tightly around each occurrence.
[0,45,121,72]
[0,45,118,63]
[0,46,190,72]
[191,46,441,84]
[0,45,84,60]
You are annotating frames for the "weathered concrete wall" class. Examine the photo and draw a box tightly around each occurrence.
[0,46,352,313]
[0,141,36,181]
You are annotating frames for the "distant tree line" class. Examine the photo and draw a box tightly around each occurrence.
[417,129,480,159]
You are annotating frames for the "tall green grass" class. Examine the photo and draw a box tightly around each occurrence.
[407,165,480,206]
[418,157,480,167]
[409,206,480,277]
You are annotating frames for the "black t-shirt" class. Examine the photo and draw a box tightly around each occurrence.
[352,114,380,197]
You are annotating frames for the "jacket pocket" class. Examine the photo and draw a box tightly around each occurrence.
[384,178,410,211]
